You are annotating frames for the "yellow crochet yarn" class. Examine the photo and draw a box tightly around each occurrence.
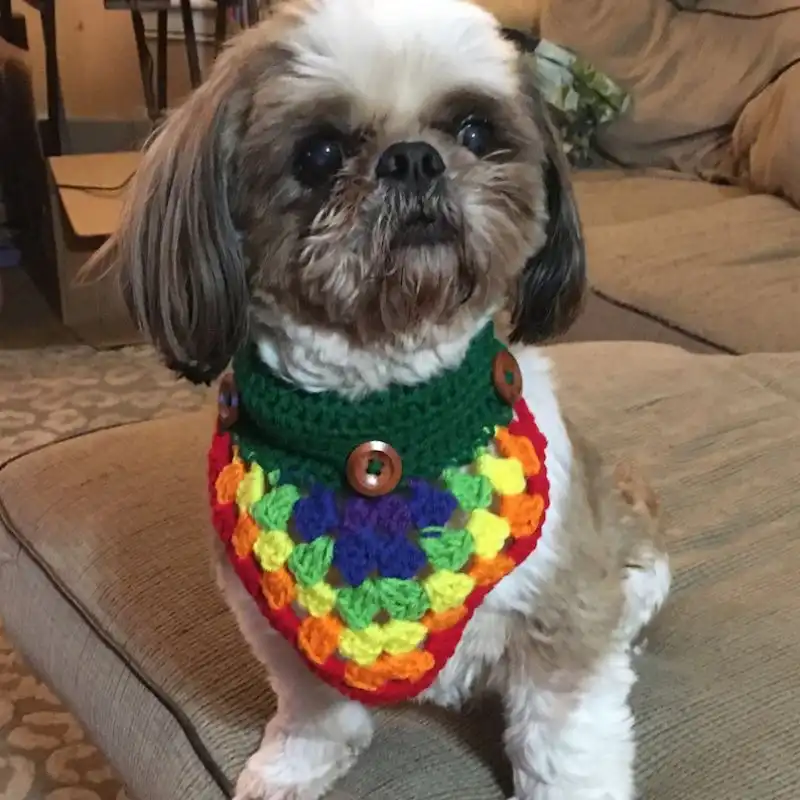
[297,582,338,617]
[236,463,266,513]
[381,620,428,655]
[424,570,476,613]
[467,509,512,559]
[253,529,294,571]
[340,624,385,666]
[475,453,526,495]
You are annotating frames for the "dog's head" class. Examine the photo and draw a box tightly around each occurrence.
[99,0,585,384]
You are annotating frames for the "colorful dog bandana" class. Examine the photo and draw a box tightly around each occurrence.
[208,326,550,704]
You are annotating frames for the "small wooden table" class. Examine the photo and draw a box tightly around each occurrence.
[106,0,263,125]
[1,1,265,156]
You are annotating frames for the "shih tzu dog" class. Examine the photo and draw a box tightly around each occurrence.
[94,0,671,798]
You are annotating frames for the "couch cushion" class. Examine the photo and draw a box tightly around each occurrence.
[555,292,721,353]
[575,170,800,353]
[1,343,800,800]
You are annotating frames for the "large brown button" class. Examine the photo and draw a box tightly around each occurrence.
[217,374,240,430]
[492,350,523,405]
[346,441,403,497]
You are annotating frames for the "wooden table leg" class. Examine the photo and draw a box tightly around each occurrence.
[156,9,168,113]
[130,8,159,123]
[214,0,227,55]
[39,0,68,155]
[179,0,202,89]
[246,0,260,27]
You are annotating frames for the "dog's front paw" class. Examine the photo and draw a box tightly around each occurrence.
[234,716,371,800]
[511,770,634,800]
[510,785,632,800]
[511,753,635,800]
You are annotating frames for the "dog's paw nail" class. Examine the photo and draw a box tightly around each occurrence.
[234,765,295,800]
[233,771,267,800]
[233,777,295,800]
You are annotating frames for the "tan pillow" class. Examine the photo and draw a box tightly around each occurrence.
[732,64,800,207]
[541,0,800,194]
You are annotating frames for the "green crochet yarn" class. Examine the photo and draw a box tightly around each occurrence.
[378,578,430,621]
[337,580,380,630]
[419,529,474,572]
[251,485,300,531]
[442,469,494,512]
[231,325,513,488]
[336,578,432,630]
[288,536,334,587]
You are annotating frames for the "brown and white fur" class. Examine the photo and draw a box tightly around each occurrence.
[92,1,671,797]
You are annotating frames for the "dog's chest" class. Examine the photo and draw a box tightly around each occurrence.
[208,393,551,706]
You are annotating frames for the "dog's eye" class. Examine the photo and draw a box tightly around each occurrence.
[293,135,345,187]
[456,117,494,158]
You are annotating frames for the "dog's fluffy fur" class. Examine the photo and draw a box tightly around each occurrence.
[95,1,671,797]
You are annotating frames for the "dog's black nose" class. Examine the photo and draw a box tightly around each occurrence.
[375,142,445,190]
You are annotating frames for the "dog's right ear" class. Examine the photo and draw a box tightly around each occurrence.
[88,45,259,385]
[504,41,587,345]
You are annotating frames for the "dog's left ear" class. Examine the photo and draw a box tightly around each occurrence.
[503,37,587,344]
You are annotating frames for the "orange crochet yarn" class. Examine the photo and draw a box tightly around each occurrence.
[500,493,546,539]
[469,554,516,586]
[232,514,260,559]
[298,616,343,665]
[261,567,297,611]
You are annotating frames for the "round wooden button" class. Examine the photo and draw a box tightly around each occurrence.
[217,374,240,430]
[492,350,523,405]
[346,441,403,497]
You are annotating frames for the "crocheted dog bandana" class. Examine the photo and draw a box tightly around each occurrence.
[208,326,550,705]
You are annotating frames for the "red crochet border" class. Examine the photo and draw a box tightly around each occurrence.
[208,398,550,705]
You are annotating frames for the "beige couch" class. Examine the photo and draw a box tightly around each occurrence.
[573,171,800,354]
[1,171,800,800]
[2,341,800,800]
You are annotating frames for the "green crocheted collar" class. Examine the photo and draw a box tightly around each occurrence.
[230,325,513,488]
